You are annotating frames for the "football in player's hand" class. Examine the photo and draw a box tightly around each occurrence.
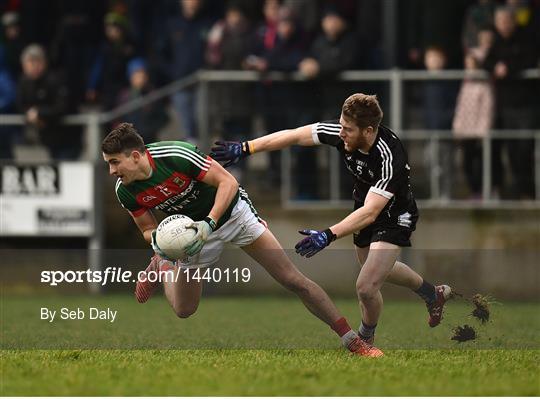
[156,215,197,260]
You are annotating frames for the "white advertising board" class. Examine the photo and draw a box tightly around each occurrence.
[0,162,94,236]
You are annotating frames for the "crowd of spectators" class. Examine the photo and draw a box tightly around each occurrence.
[452,1,539,199]
[0,0,539,199]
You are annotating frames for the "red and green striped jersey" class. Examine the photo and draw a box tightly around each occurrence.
[115,141,239,227]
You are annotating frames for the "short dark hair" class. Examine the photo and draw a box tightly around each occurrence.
[342,93,383,130]
[102,123,146,155]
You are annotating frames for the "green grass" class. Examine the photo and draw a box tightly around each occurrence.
[1,295,539,395]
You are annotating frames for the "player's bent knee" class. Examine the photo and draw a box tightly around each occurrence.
[357,289,376,302]
[356,282,378,301]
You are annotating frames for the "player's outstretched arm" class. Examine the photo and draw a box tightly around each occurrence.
[211,124,315,167]
[294,191,389,258]
[330,191,389,238]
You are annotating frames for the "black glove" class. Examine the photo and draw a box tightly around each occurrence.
[295,228,337,258]
[210,141,252,168]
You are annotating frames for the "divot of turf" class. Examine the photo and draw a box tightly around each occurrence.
[471,293,492,324]
[451,324,477,342]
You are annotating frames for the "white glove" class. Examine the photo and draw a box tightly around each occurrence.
[184,217,216,256]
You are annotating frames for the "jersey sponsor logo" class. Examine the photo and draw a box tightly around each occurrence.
[173,176,186,188]
[397,212,412,227]
[142,195,158,202]
[135,172,192,208]
[155,188,201,213]
[345,154,367,166]
[156,184,173,197]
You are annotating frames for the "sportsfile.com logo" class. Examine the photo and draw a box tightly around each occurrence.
[40,267,252,286]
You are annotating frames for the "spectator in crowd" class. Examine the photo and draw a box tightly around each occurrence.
[159,0,214,143]
[423,47,460,130]
[0,45,18,159]
[423,46,459,200]
[86,12,135,111]
[298,4,358,149]
[232,0,280,184]
[17,44,80,160]
[206,2,254,141]
[406,0,470,68]
[453,51,495,199]
[298,6,361,199]
[284,0,320,39]
[245,6,307,73]
[252,0,280,59]
[246,6,314,197]
[298,7,358,80]
[469,28,495,61]
[484,6,537,199]
[462,0,496,50]
[206,3,254,70]
[245,4,309,129]
[1,11,24,80]
[116,58,169,144]
[244,5,313,196]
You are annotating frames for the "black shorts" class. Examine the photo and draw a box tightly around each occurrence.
[353,217,418,248]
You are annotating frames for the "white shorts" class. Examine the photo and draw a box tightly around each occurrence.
[175,195,267,269]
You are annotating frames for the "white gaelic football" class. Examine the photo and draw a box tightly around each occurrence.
[156,214,197,260]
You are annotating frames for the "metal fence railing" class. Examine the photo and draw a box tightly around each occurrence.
[1,68,539,210]
[280,130,540,210]
[190,69,539,208]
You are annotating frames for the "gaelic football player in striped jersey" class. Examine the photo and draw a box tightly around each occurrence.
[102,123,381,357]
[212,94,453,355]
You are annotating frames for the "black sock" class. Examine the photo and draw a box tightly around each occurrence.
[358,321,377,340]
[415,280,436,304]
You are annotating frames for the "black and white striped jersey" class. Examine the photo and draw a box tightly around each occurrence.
[311,120,418,227]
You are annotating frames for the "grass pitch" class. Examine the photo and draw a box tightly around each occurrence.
[1,294,539,395]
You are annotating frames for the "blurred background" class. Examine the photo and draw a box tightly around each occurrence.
[0,0,539,300]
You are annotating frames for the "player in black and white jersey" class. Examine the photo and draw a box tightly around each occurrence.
[312,118,419,246]
[212,93,453,355]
